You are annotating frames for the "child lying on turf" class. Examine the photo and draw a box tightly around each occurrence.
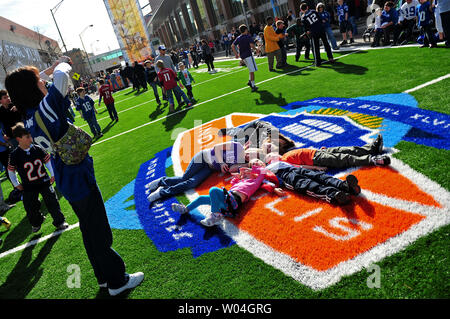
[265,156,361,205]
[171,158,285,227]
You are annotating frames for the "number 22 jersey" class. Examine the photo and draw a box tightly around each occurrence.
[8,144,51,190]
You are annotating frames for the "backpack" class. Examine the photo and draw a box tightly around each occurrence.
[35,111,92,165]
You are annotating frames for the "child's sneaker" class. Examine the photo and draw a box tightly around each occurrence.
[187,103,193,107]
[370,134,383,154]
[332,191,351,205]
[108,272,144,296]
[344,174,361,196]
[340,40,348,46]
[179,102,186,108]
[171,203,189,214]
[168,105,175,113]
[200,213,224,227]
[371,155,391,166]
[1,217,11,231]
[147,186,163,203]
[349,38,354,44]
[0,203,15,213]
[147,177,162,193]
[251,86,258,92]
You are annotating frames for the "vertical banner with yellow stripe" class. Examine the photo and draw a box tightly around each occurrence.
[103,0,153,62]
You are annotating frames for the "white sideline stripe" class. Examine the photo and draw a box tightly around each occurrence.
[403,73,450,93]
[0,223,79,259]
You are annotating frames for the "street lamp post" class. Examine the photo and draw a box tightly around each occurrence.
[50,0,68,53]
[79,24,94,75]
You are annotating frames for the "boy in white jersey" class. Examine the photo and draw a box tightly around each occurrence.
[398,0,419,45]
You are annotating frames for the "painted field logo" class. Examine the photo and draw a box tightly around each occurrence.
[132,93,450,290]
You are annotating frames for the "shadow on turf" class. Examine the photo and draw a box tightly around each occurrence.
[254,90,288,107]
[0,233,60,298]
[99,120,118,136]
[320,60,368,75]
[0,217,31,254]
[149,102,167,120]
[162,104,193,132]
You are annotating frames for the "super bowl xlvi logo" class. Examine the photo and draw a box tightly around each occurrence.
[105,93,450,290]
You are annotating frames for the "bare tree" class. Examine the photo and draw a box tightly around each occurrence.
[0,40,17,75]
[33,26,61,66]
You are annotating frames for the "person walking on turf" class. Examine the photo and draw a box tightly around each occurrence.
[232,24,259,92]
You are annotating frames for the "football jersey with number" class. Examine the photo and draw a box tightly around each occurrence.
[157,68,178,90]
[99,84,114,105]
[399,0,419,21]
[337,4,349,22]
[417,1,433,26]
[75,95,96,119]
[302,10,325,34]
[24,76,97,203]
[8,144,51,190]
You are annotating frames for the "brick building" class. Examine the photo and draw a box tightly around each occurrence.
[0,16,61,89]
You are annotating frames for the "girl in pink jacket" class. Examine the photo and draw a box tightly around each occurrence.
[171,159,285,227]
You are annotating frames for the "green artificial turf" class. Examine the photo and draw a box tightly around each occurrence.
[0,46,449,299]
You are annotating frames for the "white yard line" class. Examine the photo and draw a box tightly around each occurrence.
[0,223,80,259]
[403,73,450,93]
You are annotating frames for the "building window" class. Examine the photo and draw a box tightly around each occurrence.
[186,3,198,34]
[195,0,210,30]
[168,20,178,42]
[170,16,181,39]
[210,0,223,25]
[230,0,249,18]
[177,9,188,37]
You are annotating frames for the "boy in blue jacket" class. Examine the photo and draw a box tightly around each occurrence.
[75,87,103,138]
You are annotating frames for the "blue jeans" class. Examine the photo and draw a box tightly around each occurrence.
[159,149,214,198]
[184,58,190,68]
[148,81,161,103]
[85,115,101,136]
[349,16,357,35]
[167,85,190,106]
[187,186,227,214]
[325,26,338,49]
[71,184,129,288]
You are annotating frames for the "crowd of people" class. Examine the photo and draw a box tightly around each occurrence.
[0,0,447,297]
[369,0,447,48]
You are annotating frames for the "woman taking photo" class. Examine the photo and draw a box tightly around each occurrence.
[5,57,143,296]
